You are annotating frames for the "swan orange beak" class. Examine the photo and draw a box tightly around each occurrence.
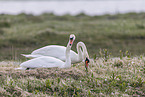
[85,61,89,68]
[69,38,73,46]
[85,57,90,72]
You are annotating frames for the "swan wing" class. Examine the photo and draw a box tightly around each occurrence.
[31,45,78,62]
[20,56,64,68]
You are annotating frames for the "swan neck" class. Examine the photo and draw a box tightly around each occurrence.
[77,42,89,60]
[77,43,83,61]
[64,42,71,68]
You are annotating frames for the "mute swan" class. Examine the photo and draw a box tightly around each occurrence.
[22,42,89,64]
[16,34,75,70]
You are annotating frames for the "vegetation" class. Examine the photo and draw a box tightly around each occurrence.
[0,53,145,96]
[0,12,145,60]
[0,12,145,96]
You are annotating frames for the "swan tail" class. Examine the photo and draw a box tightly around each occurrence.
[15,67,27,70]
[21,54,40,58]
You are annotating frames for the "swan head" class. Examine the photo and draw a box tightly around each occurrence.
[69,34,76,46]
[85,57,90,71]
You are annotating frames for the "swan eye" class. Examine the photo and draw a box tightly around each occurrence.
[70,37,74,40]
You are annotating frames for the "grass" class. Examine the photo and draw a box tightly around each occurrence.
[0,54,145,96]
[0,12,145,96]
[0,12,145,60]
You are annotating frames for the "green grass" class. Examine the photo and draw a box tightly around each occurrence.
[0,12,145,60]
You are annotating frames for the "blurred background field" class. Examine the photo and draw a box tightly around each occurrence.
[0,13,145,60]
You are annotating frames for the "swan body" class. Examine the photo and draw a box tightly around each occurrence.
[22,42,89,64]
[19,56,69,69]
[16,34,75,70]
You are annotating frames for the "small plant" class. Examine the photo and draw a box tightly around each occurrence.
[91,73,94,78]
[111,72,116,80]
[63,92,68,97]
[87,90,92,97]
[137,77,144,87]
[114,60,123,68]
[119,82,127,91]
[53,92,57,97]
[117,75,122,83]
[139,55,143,59]
[99,49,111,62]
[76,92,80,97]
[119,50,123,59]
[125,51,131,58]
[119,50,131,59]
[99,49,103,58]
[95,79,98,86]
[93,54,97,60]
[27,80,32,92]
[57,77,60,84]
[45,79,53,92]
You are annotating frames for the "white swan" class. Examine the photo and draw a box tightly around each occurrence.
[16,34,75,70]
[22,42,89,64]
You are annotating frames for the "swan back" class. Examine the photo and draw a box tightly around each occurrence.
[31,45,78,62]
